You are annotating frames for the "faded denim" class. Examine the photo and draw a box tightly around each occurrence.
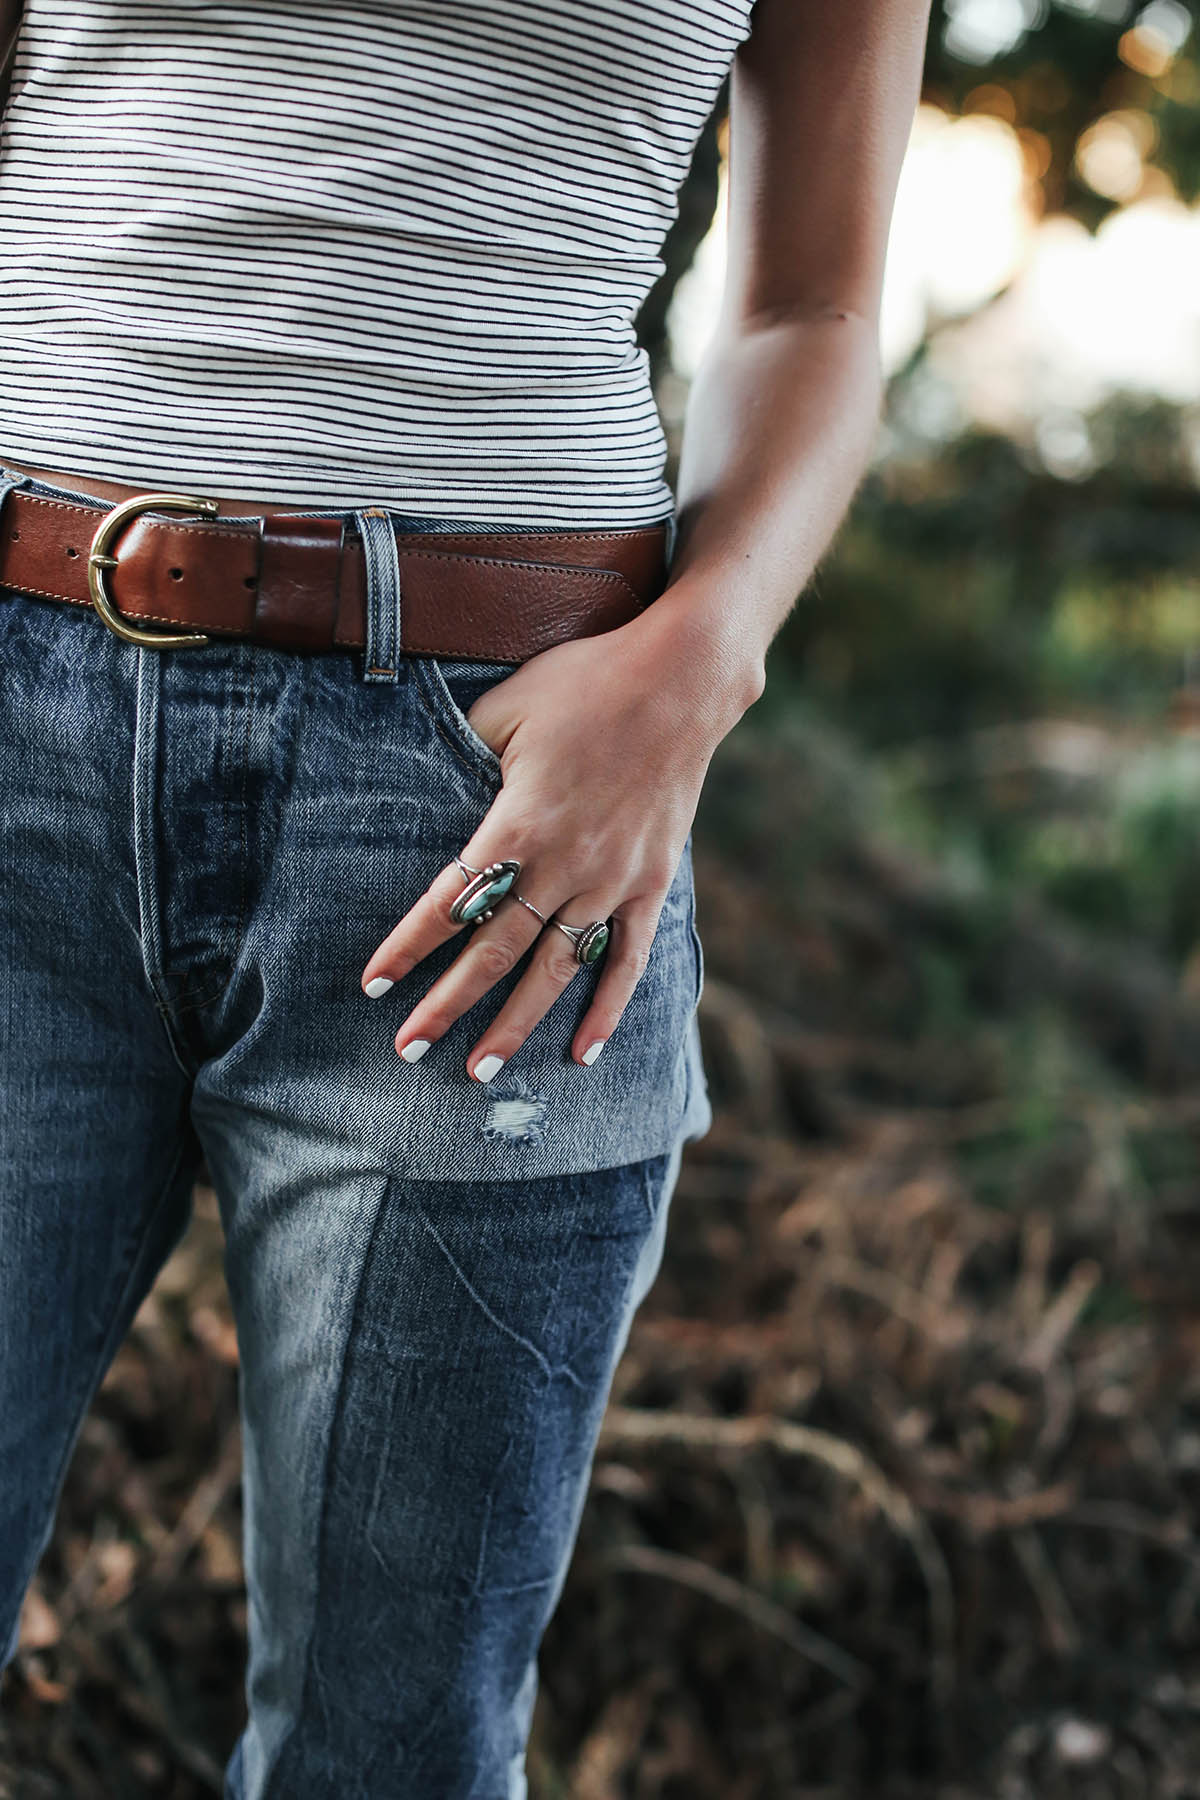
[0,468,711,1796]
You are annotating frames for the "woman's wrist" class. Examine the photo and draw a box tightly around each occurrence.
[618,576,767,748]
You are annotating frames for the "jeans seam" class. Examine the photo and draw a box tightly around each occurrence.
[412,657,502,795]
[235,669,252,946]
[131,646,198,1081]
[3,1132,195,1652]
[432,710,500,793]
[259,1172,393,1799]
[162,979,234,1017]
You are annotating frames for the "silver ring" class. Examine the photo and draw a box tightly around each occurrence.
[551,916,611,966]
[512,888,609,966]
[449,855,522,926]
[512,892,549,924]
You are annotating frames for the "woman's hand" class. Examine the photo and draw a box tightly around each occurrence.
[359,590,762,1080]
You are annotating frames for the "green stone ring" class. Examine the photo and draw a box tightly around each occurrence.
[449,856,522,925]
[552,915,611,966]
[512,888,610,965]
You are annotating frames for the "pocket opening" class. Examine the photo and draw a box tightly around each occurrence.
[410,654,519,790]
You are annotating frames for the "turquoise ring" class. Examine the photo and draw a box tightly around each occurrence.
[552,916,610,966]
[449,856,522,925]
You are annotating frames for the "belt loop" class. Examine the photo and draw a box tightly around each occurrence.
[0,467,30,509]
[0,469,29,566]
[354,506,402,684]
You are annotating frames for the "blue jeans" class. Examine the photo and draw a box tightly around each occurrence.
[0,470,711,1795]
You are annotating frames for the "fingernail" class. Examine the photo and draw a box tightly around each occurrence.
[472,1053,506,1082]
[365,976,394,999]
[581,1040,606,1065]
[400,1038,431,1063]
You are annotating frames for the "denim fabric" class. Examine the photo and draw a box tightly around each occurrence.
[0,468,710,1795]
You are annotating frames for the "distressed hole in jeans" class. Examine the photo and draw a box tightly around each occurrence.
[481,1073,550,1146]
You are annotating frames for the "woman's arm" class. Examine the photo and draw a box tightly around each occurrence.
[361,0,934,1077]
[642,0,933,716]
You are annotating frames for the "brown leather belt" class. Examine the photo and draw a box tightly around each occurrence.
[0,483,671,662]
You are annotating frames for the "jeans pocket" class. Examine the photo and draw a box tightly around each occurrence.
[679,829,705,1007]
[687,891,705,1007]
[408,654,520,793]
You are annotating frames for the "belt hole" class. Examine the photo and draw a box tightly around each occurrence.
[65,546,78,558]
[10,529,18,541]
[243,575,257,589]
[169,567,184,582]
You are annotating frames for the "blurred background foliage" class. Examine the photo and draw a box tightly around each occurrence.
[629,1,1200,1791]
[645,0,1200,1033]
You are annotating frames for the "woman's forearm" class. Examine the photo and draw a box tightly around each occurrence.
[638,305,885,730]
[376,306,890,1067]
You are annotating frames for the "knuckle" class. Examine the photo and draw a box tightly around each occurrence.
[620,939,653,977]
[489,809,538,852]
[474,935,521,981]
[544,944,582,984]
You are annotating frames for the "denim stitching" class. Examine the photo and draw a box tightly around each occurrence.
[412,658,503,794]
[260,1172,394,1799]
[158,980,233,1017]
[354,508,402,680]
[429,708,502,792]
[235,672,253,948]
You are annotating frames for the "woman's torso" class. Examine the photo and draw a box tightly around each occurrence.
[0,0,753,522]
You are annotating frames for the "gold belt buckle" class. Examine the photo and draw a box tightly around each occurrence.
[88,491,220,648]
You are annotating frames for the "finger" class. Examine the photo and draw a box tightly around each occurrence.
[390,889,560,1068]
[565,894,664,1068]
[360,832,521,995]
[360,860,469,995]
[465,888,648,1080]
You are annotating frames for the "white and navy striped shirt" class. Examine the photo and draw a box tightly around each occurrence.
[0,0,754,524]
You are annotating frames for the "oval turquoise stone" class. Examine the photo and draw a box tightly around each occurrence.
[461,866,516,922]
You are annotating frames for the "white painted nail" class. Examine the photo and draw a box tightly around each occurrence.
[400,1038,431,1063]
[365,976,394,999]
[581,1040,606,1065]
[473,1053,506,1083]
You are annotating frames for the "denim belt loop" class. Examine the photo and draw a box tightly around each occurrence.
[0,467,31,513]
[354,506,402,684]
[0,472,29,584]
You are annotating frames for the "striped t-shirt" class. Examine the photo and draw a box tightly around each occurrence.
[0,1,754,525]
